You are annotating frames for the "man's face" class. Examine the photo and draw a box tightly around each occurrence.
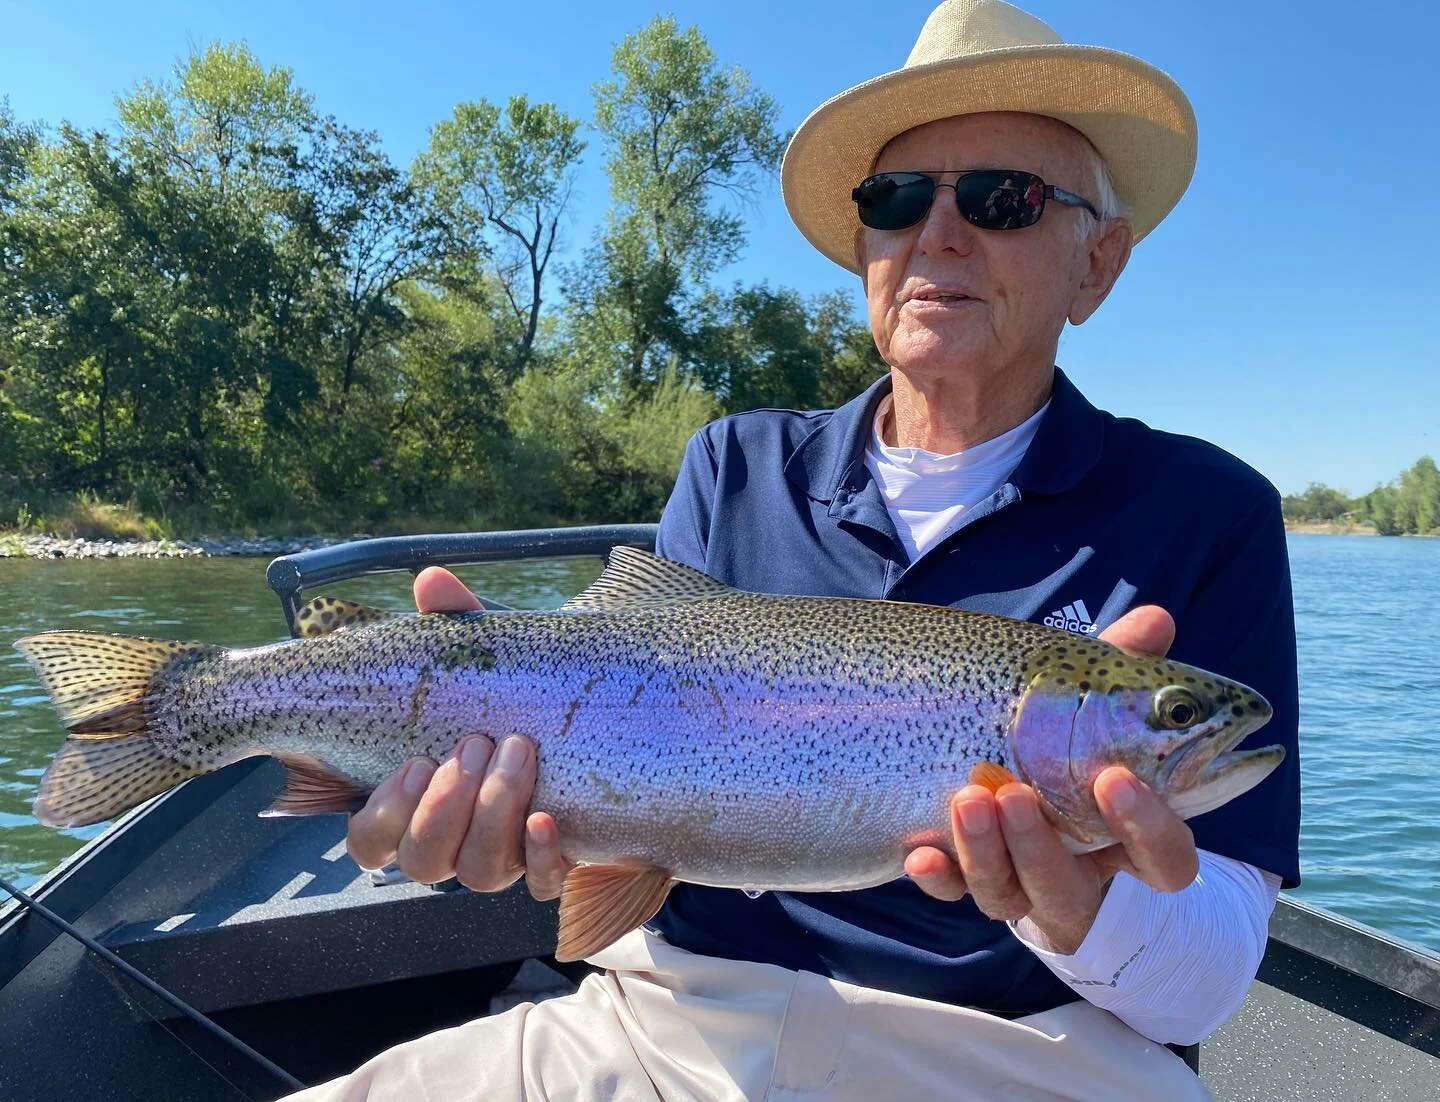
[857,112,1128,389]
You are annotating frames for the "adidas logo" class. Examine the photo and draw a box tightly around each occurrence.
[1043,599,1097,635]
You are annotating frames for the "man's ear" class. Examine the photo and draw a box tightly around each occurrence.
[853,226,868,287]
[1068,218,1133,326]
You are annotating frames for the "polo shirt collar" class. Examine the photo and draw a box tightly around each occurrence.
[783,366,1105,505]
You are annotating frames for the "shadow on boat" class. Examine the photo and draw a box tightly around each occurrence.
[2,526,1436,1100]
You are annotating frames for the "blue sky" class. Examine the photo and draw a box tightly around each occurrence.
[2,0,1436,495]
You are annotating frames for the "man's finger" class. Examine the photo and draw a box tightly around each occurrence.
[523,813,573,901]
[414,566,484,614]
[951,786,1031,920]
[396,736,494,884]
[905,845,969,902]
[995,783,1102,952]
[453,736,536,892]
[347,758,435,871]
[1098,604,1175,658]
[1094,766,1198,892]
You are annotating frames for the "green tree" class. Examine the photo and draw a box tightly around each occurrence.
[580,16,787,394]
[117,42,313,198]
[415,96,585,370]
[1282,482,1352,522]
[1399,456,1440,534]
[294,117,439,398]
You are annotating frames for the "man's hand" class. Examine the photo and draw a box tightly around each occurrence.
[345,566,574,899]
[905,605,1200,953]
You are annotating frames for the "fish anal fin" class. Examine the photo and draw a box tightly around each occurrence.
[968,761,1019,794]
[561,547,739,612]
[1033,788,1095,846]
[295,597,398,638]
[556,863,674,962]
[262,754,372,816]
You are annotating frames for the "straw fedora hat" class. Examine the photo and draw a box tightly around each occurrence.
[781,0,1197,272]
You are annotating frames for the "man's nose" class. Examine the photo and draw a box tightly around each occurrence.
[916,182,978,256]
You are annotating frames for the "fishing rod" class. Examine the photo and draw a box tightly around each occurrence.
[0,874,305,1096]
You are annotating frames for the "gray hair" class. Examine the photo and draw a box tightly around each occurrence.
[1076,136,1124,243]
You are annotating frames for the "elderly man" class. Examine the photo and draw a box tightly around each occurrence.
[293,2,1298,1098]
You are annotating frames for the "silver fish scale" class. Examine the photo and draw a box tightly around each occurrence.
[151,596,1058,889]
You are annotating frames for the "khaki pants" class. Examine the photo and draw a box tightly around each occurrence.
[288,929,1211,1101]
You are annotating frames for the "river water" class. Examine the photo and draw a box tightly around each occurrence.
[1,535,1436,949]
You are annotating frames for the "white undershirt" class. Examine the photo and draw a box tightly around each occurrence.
[863,394,1047,562]
[867,393,1282,1044]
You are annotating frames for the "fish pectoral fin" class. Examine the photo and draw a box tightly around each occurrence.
[968,761,1019,793]
[262,754,373,816]
[561,547,740,612]
[556,863,674,962]
[295,597,399,638]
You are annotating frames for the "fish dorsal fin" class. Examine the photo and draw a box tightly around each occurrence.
[562,546,739,612]
[556,863,674,961]
[295,596,398,637]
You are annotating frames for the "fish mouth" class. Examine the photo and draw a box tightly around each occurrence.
[1156,714,1253,790]
[1155,712,1284,818]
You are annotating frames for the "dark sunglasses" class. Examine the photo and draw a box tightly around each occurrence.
[851,170,1099,232]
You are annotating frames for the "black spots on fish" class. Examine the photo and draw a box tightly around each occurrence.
[1184,675,1197,685]
[436,641,497,671]
[1156,750,1167,761]
[1059,663,1076,672]
[628,684,645,706]
[558,698,581,739]
[1111,659,1126,669]
[1078,681,1092,693]
[1248,699,1266,712]
[403,666,433,748]
[1096,668,1109,677]
[1230,704,1246,718]
[1087,656,1099,667]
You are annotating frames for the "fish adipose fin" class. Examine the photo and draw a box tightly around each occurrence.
[295,596,398,638]
[556,863,674,961]
[262,754,372,816]
[14,631,221,826]
[562,547,740,612]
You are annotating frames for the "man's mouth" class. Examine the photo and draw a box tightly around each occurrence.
[906,286,979,305]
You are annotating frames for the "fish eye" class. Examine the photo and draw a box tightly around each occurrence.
[1152,686,1203,730]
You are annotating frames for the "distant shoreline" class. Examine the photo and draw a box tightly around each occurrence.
[1284,522,1378,536]
[2,525,1432,559]
[1284,522,1439,538]
[0,535,353,560]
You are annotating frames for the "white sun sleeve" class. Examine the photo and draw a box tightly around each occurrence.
[1010,849,1281,1046]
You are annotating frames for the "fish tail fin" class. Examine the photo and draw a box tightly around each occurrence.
[33,737,201,828]
[14,631,219,827]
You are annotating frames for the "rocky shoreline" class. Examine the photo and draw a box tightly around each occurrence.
[0,534,356,559]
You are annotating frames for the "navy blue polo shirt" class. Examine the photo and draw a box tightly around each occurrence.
[649,366,1301,1017]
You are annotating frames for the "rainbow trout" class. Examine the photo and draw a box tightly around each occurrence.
[16,548,1281,960]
